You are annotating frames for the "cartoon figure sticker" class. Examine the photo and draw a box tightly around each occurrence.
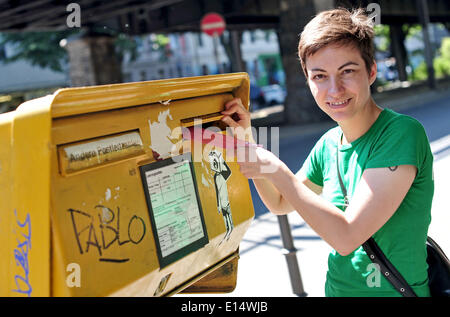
[208,150,234,243]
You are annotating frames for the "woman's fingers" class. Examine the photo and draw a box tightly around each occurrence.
[237,147,282,179]
[222,107,249,124]
[237,149,263,179]
[223,97,245,111]
[221,98,253,141]
[222,98,250,120]
[237,163,258,179]
[220,114,240,128]
[222,105,244,116]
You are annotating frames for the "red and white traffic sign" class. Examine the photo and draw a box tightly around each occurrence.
[200,13,226,37]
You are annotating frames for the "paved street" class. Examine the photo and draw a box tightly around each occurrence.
[179,86,450,297]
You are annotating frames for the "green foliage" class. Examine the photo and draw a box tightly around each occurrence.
[154,34,170,47]
[0,29,141,72]
[374,24,390,52]
[410,61,428,81]
[0,30,79,72]
[149,34,171,62]
[115,33,138,62]
[434,37,450,78]
[403,24,422,40]
[410,37,450,80]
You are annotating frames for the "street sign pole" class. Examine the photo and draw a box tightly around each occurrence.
[212,34,221,74]
[201,12,226,74]
[277,214,307,296]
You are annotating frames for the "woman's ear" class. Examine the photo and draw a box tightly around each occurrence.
[369,60,377,86]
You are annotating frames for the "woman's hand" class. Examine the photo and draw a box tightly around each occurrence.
[237,145,284,179]
[221,99,298,215]
[221,98,254,143]
[221,98,283,178]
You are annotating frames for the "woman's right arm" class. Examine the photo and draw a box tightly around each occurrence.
[221,97,322,215]
[252,171,322,215]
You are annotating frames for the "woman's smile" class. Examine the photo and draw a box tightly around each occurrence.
[327,98,352,109]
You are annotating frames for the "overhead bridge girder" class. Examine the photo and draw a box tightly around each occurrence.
[1,0,449,34]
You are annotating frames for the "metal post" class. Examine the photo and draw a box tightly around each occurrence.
[389,24,408,82]
[416,0,436,89]
[277,214,307,296]
[230,30,245,72]
[212,35,222,74]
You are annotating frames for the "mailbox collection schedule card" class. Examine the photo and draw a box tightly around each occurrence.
[140,154,208,267]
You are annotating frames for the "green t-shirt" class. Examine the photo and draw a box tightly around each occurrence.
[300,108,434,297]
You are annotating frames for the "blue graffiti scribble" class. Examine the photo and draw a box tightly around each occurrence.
[12,209,32,297]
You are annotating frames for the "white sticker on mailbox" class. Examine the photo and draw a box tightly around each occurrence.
[140,154,208,267]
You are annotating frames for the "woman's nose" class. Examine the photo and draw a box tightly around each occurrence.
[328,77,344,96]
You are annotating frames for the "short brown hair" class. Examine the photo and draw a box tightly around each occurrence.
[298,8,375,77]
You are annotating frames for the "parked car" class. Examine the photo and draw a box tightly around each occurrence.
[249,84,286,110]
[259,84,286,107]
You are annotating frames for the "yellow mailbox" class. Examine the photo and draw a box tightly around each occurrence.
[0,73,255,297]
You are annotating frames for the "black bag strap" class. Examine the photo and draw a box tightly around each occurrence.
[336,138,418,297]
[335,142,349,208]
[363,237,418,297]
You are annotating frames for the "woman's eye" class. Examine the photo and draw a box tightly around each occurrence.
[312,74,325,80]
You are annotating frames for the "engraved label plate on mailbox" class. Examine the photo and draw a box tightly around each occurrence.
[59,131,144,174]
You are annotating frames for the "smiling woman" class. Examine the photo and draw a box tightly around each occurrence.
[220,7,435,297]
[298,8,380,138]
[304,44,379,135]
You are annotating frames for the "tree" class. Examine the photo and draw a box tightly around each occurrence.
[0,28,139,73]
[278,0,327,124]
[0,30,79,72]
[374,24,390,52]
[434,37,450,79]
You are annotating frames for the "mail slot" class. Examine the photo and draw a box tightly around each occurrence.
[0,73,255,297]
